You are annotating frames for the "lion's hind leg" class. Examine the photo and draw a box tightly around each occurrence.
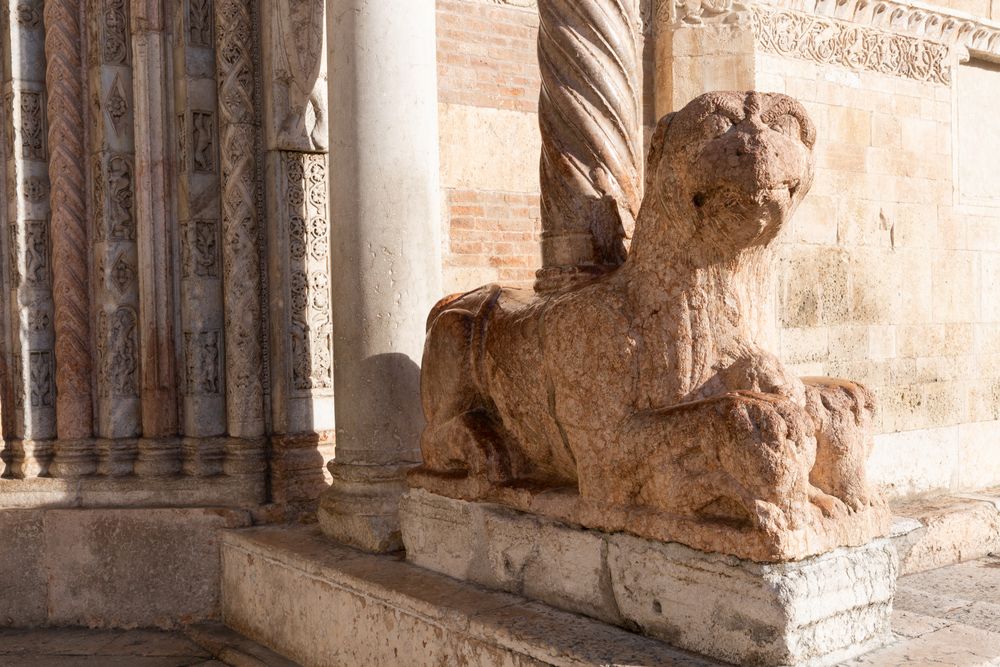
[418,305,516,487]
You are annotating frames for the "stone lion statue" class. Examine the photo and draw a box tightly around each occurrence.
[410,91,888,561]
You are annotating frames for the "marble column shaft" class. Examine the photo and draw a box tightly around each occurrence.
[2,0,58,476]
[318,0,443,552]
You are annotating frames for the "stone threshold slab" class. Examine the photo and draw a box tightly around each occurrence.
[890,489,1000,575]
[220,525,717,667]
[401,489,897,667]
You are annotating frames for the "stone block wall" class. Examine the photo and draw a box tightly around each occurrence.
[436,0,544,290]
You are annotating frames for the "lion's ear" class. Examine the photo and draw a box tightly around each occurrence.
[645,112,675,193]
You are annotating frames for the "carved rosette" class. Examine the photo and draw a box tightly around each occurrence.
[535,0,643,292]
[216,0,265,437]
[44,0,93,440]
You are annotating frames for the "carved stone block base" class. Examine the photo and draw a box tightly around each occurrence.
[400,489,898,667]
[269,431,335,510]
[317,462,415,553]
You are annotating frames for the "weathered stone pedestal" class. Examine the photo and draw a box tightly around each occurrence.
[401,489,898,667]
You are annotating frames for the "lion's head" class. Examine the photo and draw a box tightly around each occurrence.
[635,91,816,263]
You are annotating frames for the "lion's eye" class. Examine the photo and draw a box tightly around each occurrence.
[705,113,733,137]
[768,114,801,139]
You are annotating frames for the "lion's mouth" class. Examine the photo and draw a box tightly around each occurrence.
[693,179,800,210]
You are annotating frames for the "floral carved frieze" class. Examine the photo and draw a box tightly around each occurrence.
[667,0,1000,61]
[750,5,951,84]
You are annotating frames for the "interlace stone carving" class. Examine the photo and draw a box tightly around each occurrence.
[216,0,265,435]
[411,91,891,563]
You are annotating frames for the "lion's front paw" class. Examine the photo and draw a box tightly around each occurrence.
[809,487,849,519]
[751,499,790,533]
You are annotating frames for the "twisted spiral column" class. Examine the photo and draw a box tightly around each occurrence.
[44,0,93,442]
[535,0,643,292]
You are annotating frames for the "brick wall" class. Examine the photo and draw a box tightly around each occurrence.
[436,0,543,292]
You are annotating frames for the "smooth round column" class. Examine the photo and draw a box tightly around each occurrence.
[319,0,443,552]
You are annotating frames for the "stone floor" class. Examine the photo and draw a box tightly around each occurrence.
[848,553,1000,666]
[3,554,1000,666]
[0,628,223,666]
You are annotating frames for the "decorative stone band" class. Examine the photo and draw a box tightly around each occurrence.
[0,436,266,507]
[750,4,952,84]
[669,0,1000,62]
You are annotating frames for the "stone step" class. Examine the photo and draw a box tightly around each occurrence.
[186,621,302,667]
[220,525,718,667]
[889,488,1000,575]
[220,525,1000,667]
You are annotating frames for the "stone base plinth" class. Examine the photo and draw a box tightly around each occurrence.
[400,489,898,667]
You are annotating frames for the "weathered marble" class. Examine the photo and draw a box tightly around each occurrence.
[317,0,443,552]
[401,489,897,667]
[412,91,890,562]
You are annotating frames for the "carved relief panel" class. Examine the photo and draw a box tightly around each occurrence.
[282,152,332,394]
[96,307,138,398]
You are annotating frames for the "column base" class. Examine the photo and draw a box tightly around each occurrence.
[400,489,898,667]
[317,462,415,553]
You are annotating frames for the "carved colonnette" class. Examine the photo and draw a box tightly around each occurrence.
[262,0,335,510]
[215,0,265,440]
[130,0,179,453]
[173,0,227,475]
[1,0,58,477]
[87,0,142,445]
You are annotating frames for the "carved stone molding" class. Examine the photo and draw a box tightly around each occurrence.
[45,0,94,440]
[750,4,951,84]
[665,0,1000,61]
[535,0,644,292]
[216,0,265,438]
